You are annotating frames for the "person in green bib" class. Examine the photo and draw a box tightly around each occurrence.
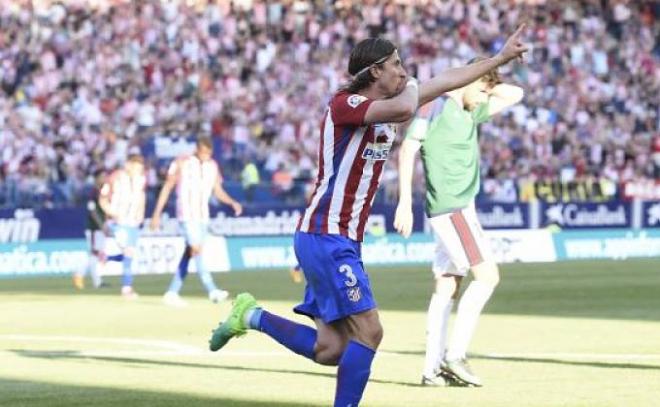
[395,59,524,387]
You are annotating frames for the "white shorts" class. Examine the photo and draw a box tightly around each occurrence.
[85,229,105,253]
[181,221,209,247]
[429,204,493,277]
[108,223,140,250]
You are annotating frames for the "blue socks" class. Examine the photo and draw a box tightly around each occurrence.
[107,253,132,288]
[167,249,191,293]
[250,310,376,406]
[121,256,133,286]
[166,248,218,294]
[253,310,317,361]
[178,250,191,279]
[107,254,124,262]
[334,341,375,407]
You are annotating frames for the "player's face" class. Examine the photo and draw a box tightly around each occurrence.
[463,78,490,111]
[126,161,144,177]
[374,51,407,97]
[196,145,213,161]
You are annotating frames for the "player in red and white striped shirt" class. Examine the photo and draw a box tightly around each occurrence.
[296,97,399,241]
[151,137,242,306]
[209,27,528,406]
[99,153,146,299]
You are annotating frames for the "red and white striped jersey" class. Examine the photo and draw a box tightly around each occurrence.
[168,154,222,222]
[297,91,397,241]
[101,169,146,227]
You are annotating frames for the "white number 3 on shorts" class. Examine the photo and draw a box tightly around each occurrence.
[338,264,357,287]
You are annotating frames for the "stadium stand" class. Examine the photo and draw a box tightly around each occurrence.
[0,0,657,208]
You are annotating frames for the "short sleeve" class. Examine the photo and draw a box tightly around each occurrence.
[167,159,179,178]
[405,117,429,142]
[472,101,491,124]
[405,97,445,142]
[330,92,374,126]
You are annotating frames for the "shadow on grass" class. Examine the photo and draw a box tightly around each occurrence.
[11,349,421,388]
[472,353,660,371]
[0,377,320,407]
[383,349,660,371]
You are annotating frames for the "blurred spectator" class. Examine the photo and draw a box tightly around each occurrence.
[0,0,657,209]
[241,160,260,202]
[271,163,294,203]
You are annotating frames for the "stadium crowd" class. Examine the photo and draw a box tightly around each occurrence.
[0,0,658,208]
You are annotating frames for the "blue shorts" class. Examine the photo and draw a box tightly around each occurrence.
[293,231,376,323]
[181,222,209,247]
[109,223,139,250]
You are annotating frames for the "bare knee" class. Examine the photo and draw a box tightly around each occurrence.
[314,338,345,366]
[363,321,384,349]
[189,245,202,256]
[351,313,384,350]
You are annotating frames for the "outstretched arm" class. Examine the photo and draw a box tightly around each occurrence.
[418,24,529,106]
[394,138,422,238]
[364,78,419,124]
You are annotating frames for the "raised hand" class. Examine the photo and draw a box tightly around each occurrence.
[498,24,529,63]
[232,201,243,217]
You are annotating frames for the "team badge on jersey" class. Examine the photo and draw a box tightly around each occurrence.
[347,94,368,108]
[347,287,362,302]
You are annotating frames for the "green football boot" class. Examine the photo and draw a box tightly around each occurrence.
[209,293,259,351]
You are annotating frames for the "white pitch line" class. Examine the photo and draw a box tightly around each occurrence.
[2,334,660,361]
[0,334,291,357]
[0,334,203,354]
[0,349,292,358]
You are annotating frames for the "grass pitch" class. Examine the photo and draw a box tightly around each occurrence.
[1,259,660,406]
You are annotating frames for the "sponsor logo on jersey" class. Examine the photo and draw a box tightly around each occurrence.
[362,144,390,161]
[363,124,395,161]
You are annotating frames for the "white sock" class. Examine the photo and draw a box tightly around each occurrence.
[243,308,256,328]
[445,281,494,361]
[423,294,454,377]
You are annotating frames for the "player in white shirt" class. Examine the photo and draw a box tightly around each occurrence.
[151,137,242,306]
[99,154,146,299]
